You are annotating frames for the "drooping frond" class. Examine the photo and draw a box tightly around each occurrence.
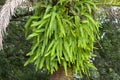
[0,0,26,49]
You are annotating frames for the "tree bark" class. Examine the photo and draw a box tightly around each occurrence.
[50,66,73,80]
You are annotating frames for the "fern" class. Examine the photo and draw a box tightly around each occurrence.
[24,0,100,77]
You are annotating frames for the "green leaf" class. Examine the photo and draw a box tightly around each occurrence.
[64,40,73,62]
[44,5,52,15]
[43,14,51,19]
[31,21,41,27]
[33,28,45,33]
[56,14,66,37]
[47,40,55,52]
[46,57,50,71]
[63,60,67,76]
[25,17,33,36]
[37,19,48,29]
[81,13,97,27]
[27,33,39,40]
[39,57,45,69]
[47,12,56,38]
[85,3,92,14]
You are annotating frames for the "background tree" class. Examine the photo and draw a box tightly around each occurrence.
[92,6,120,80]
[0,8,49,80]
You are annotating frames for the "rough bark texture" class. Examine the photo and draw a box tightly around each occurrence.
[50,67,73,80]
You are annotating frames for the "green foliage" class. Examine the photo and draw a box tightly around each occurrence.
[25,0,100,77]
[91,14,120,80]
[0,19,49,80]
[0,0,5,5]
[98,17,120,79]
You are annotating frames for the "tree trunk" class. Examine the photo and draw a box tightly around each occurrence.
[50,67,73,80]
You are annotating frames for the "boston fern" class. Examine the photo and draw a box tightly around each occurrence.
[24,0,100,77]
